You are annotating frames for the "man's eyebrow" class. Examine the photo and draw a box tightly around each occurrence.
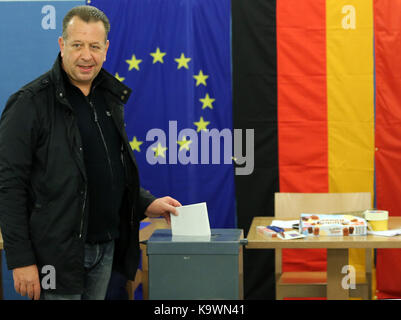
[69,40,103,45]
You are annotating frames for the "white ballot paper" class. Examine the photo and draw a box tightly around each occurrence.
[170,202,211,241]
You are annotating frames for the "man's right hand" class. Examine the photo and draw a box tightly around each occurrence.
[12,264,41,300]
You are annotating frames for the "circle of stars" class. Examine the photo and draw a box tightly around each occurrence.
[114,47,216,160]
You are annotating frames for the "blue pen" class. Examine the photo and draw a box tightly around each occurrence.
[267,226,285,233]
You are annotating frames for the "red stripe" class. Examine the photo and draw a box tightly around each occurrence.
[374,0,401,298]
[277,0,328,194]
[277,0,328,274]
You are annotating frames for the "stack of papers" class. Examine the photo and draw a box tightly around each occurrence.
[270,220,299,229]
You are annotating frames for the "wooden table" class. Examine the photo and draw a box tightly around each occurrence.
[246,216,401,300]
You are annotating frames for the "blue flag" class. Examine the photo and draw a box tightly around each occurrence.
[91,0,236,228]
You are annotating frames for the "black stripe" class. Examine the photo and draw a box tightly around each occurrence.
[232,0,278,299]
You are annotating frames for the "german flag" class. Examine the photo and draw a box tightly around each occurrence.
[233,0,401,299]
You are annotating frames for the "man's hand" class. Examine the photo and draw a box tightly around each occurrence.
[145,196,182,225]
[12,264,41,300]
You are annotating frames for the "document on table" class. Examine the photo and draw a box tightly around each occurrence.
[367,229,401,237]
[170,202,211,241]
[271,220,299,229]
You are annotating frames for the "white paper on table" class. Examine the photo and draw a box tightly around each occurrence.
[170,202,211,241]
[271,220,299,229]
[367,229,401,237]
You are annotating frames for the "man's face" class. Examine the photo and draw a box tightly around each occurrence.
[58,16,109,90]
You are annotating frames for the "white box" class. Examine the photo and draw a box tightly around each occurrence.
[299,213,367,237]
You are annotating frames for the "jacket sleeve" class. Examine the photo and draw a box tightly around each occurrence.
[136,187,156,221]
[0,91,39,269]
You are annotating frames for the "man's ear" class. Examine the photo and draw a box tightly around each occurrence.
[104,40,110,61]
[58,37,65,57]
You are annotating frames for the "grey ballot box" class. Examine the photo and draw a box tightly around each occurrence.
[146,228,245,300]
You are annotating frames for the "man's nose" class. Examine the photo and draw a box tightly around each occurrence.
[81,46,92,60]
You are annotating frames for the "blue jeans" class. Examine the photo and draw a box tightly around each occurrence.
[40,240,115,300]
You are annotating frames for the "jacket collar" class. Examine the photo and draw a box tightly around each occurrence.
[50,53,132,105]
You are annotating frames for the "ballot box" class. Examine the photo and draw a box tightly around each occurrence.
[146,228,245,300]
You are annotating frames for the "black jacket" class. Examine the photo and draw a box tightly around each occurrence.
[0,55,155,294]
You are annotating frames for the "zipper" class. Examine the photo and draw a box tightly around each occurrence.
[79,185,87,238]
[121,143,135,228]
[88,99,121,233]
[130,205,135,228]
[58,93,88,239]
[88,93,134,228]
[89,100,115,185]
[120,143,125,173]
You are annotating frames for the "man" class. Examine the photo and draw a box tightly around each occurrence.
[0,5,181,300]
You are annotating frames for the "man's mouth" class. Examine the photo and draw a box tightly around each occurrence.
[78,65,94,72]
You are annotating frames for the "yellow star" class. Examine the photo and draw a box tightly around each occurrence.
[114,72,125,82]
[150,47,166,64]
[129,136,143,152]
[174,53,191,70]
[193,70,209,86]
[177,136,193,151]
[152,143,168,158]
[199,93,215,110]
[194,116,210,132]
[126,54,142,71]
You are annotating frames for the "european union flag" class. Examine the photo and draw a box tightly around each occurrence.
[91,0,235,228]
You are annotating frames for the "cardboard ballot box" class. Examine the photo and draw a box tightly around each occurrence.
[146,228,244,300]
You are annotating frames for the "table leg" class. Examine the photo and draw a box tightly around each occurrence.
[327,249,349,300]
[0,251,3,300]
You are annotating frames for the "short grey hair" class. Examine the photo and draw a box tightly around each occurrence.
[62,5,110,42]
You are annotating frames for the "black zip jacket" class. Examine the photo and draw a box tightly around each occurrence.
[0,54,156,294]
[63,69,125,243]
